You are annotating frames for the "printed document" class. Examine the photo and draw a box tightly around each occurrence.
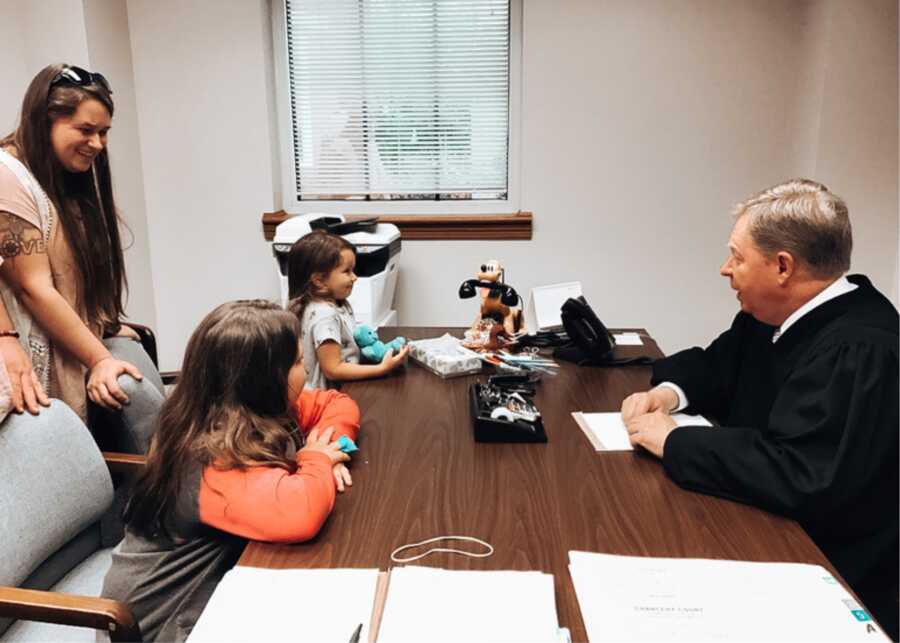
[568,551,888,641]
[188,566,379,642]
[572,412,712,451]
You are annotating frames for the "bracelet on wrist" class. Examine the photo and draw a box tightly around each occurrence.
[0,330,20,339]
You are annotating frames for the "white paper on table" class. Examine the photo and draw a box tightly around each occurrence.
[613,332,643,346]
[377,566,561,643]
[572,412,712,451]
[568,551,888,642]
[187,566,379,643]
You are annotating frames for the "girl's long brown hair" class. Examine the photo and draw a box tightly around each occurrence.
[124,300,302,539]
[0,63,127,331]
[286,230,355,321]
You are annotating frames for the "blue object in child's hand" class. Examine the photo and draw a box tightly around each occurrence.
[337,435,359,453]
[353,324,407,363]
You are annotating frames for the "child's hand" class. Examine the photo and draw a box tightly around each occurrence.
[379,344,410,374]
[333,463,353,493]
[302,427,351,465]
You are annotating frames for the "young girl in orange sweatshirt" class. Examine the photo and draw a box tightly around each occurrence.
[101,300,360,642]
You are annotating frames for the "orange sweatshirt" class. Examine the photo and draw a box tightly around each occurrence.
[198,388,360,543]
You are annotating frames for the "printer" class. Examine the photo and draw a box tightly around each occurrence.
[272,214,402,327]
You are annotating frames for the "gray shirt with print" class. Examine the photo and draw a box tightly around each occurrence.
[300,300,360,389]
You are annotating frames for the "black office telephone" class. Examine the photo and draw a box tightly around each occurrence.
[554,296,653,366]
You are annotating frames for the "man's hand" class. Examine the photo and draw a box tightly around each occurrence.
[620,387,678,423]
[625,411,677,458]
[333,463,353,493]
[0,336,50,414]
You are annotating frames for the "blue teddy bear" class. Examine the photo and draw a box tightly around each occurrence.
[353,324,407,363]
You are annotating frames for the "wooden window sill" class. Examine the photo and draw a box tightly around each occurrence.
[261,210,533,241]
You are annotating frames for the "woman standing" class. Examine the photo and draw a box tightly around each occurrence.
[0,63,162,451]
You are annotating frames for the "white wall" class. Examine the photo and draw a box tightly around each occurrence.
[0,0,90,132]
[0,3,30,134]
[5,0,897,369]
[126,0,280,369]
[809,0,898,302]
[17,0,90,69]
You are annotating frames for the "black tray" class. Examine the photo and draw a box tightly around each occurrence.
[468,383,547,443]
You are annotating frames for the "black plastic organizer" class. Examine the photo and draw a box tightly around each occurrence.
[468,383,547,443]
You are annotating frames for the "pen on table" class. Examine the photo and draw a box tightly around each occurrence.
[348,622,363,643]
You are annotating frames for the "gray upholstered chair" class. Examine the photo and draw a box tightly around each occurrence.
[91,336,168,455]
[0,400,142,642]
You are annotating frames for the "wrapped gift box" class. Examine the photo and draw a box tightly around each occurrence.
[408,334,484,378]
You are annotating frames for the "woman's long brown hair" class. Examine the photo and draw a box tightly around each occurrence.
[0,63,127,331]
[286,230,355,321]
[124,300,303,539]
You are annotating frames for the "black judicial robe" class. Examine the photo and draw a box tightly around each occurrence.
[654,274,898,636]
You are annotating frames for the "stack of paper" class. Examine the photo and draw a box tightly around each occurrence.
[188,566,380,642]
[571,412,712,451]
[378,566,562,642]
[568,551,888,641]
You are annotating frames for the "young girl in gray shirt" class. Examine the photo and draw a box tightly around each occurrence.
[287,230,408,390]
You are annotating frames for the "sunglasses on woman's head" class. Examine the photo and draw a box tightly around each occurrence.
[50,66,113,95]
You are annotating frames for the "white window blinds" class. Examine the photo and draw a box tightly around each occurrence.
[284,0,510,201]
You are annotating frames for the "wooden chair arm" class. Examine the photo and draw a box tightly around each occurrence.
[0,586,141,642]
[102,452,146,477]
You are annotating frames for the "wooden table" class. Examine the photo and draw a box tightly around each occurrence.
[239,328,841,641]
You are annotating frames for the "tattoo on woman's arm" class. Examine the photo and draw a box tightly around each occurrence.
[0,212,45,258]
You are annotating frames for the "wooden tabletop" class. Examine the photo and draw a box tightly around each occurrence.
[239,327,838,641]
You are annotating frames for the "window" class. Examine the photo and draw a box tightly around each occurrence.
[272,0,519,212]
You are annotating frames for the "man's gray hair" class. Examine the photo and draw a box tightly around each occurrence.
[734,178,852,278]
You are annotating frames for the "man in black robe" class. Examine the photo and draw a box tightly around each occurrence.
[621,178,898,640]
